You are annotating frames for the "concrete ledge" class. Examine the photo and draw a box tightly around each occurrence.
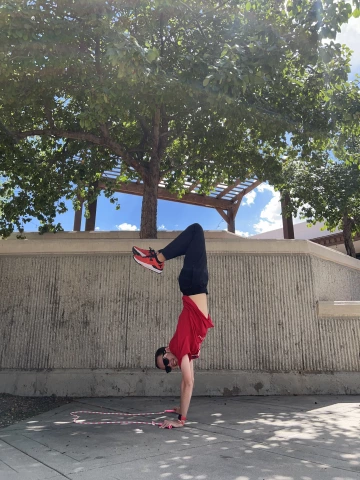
[1,231,360,271]
[318,301,360,318]
[1,369,360,396]
[2,230,243,241]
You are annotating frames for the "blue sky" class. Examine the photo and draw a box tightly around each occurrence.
[25,183,277,236]
[26,17,360,237]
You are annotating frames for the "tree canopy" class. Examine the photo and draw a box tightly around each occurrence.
[279,157,360,257]
[0,0,359,238]
[332,80,360,165]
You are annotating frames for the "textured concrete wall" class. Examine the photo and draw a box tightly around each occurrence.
[312,256,360,301]
[1,232,360,396]
[310,257,360,374]
[1,369,360,397]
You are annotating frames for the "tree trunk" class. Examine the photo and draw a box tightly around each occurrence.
[281,192,294,239]
[342,214,356,257]
[73,196,83,231]
[140,158,160,238]
[139,107,163,239]
[85,181,99,232]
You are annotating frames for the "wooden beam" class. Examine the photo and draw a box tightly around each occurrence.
[215,208,230,224]
[187,181,199,192]
[216,179,244,199]
[226,196,244,233]
[311,232,360,247]
[232,197,242,217]
[227,207,236,233]
[231,179,262,203]
[99,179,232,210]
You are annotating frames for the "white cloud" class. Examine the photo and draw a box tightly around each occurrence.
[158,224,166,230]
[95,226,100,231]
[256,183,276,193]
[337,16,360,71]
[242,182,278,208]
[116,223,139,231]
[243,190,256,206]
[253,188,283,233]
[253,186,305,234]
[235,230,250,237]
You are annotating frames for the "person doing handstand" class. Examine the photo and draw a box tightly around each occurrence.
[132,223,214,429]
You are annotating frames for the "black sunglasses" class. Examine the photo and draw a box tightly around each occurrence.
[162,351,172,374]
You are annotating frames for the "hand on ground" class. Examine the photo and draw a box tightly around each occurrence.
[160,419,184,429]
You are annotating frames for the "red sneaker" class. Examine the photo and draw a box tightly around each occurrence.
[132,246,154,257]
[133,253,164,274]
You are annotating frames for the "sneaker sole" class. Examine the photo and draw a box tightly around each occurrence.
[132,246,146,257]
[133,255,163,274]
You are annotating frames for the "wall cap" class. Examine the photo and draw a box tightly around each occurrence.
[318,301,360,318]
[1,231,360,271]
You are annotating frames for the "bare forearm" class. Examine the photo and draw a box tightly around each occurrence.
[180,381,194,418]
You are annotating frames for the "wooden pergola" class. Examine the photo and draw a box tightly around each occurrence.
[74,171,264,233]
[311,232,360,247]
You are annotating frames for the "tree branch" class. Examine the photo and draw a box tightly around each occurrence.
[16,128,145,176]
[178,0,205,37]
[95,35,101,77]
[100,124,109,137]
[159,104,169,159]
[135,116,150,161]
[202,2,229,16]
[138,116,150,138]
[44,105,55,129]
[160,12,165,57]
[152,107,161,159]
[160,157,191,178]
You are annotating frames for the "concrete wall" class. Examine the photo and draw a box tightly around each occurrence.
[311,255,360,301]
[1,232,360,396]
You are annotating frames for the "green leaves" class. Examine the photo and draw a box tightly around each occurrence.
[146,47,160,63]
[279,156,360,256]
[0,0,359,237]
[202,75,213,87]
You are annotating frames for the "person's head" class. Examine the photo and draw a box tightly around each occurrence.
[155,346,179,373]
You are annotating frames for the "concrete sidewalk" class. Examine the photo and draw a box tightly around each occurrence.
[0,396,359,480]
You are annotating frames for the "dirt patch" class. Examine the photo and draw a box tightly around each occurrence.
[0,394,73,429]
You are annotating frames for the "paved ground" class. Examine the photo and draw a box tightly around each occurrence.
[0,395,359,480]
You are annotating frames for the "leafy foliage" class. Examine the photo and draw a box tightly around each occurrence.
[332,80,360,165]
[0,0,359,237]
[279,157,360,257]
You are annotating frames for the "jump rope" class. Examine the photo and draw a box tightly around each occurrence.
[70,409,177,428]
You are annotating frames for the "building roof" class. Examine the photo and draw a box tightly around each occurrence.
[250,221,338,240]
